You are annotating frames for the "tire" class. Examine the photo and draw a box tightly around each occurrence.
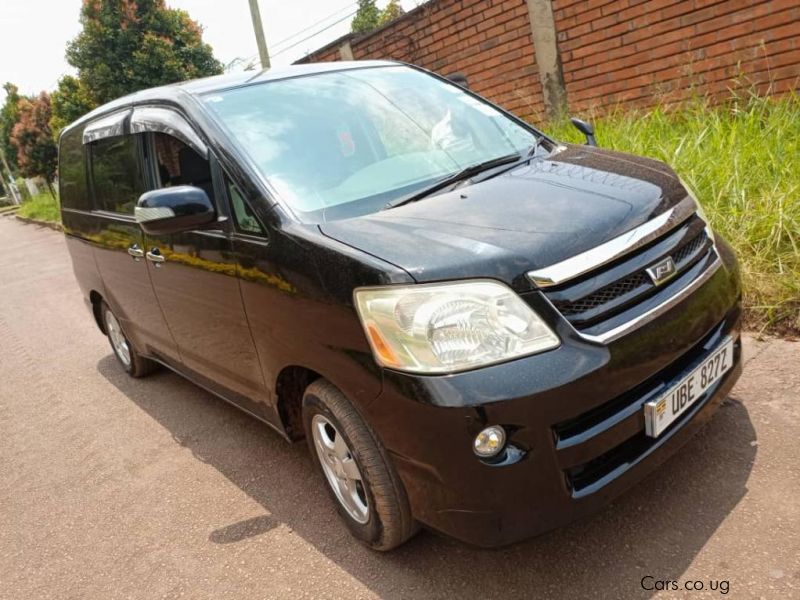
[303,379,418,551]
[100,301,158,378]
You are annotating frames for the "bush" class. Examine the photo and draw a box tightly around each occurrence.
[543,91,800,335]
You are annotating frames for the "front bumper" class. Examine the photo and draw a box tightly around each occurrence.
[363,238,743,547]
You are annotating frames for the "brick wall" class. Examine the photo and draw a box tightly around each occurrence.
[556,0,800,112]
[297,0,545,120]
[301,41,340,63]
[297,0,800,119]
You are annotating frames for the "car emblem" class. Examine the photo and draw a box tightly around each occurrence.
[646,256,677,285]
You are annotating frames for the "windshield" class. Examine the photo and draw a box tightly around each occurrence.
[203,65,540,222]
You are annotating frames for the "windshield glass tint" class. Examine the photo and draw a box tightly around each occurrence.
[203,66,538,221]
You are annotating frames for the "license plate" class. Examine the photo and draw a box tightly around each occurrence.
[644,338,734,438]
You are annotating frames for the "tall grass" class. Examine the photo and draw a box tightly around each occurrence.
[543,91,800,335]
[17,191,61,223]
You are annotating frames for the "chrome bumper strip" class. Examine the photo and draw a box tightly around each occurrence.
[527,195,697,288]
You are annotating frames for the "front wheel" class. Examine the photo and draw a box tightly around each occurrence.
[303,379,418,551]
[101,302,157,378]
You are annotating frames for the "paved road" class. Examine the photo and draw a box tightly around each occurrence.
[1,216,798,600]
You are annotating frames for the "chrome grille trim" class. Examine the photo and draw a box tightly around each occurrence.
[569,255,721,344]
[527,195,697,288]
[550,227,710,319]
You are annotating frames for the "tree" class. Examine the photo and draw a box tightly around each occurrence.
[351,0,381,34]
[0,83,22,174]
[65,0,223,106]
[50,75,96,141]
[378,0,405,26]
[10,93,58,196]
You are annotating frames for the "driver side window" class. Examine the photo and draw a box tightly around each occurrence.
[150,132,216,205]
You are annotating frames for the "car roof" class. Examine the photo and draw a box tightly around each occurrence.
[180,59,398,93]
[63,60,400,135]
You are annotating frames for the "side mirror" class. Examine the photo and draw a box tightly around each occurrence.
[135,185,216,235]
[570,117,597,147]
[446,72,469,88]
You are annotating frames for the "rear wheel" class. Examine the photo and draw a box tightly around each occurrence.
[303,379,417,550]
[101,302,157,378]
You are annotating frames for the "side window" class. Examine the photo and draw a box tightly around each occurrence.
[90,135,143,214]
[148,131,263,235]
[226,178,264,235]
[58,126,90,210]
[151,132,215,204]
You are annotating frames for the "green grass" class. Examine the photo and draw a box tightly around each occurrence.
[542,91,800,336]
[16,191,61,223]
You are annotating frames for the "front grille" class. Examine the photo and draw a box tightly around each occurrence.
[555,272,648,316]
[544,216,713,331]
[673,229,707,263]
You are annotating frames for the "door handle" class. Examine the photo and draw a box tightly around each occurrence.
[146,248,165,265]
[127,244,144,260]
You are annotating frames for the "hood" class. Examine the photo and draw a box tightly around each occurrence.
[320,145,688,287]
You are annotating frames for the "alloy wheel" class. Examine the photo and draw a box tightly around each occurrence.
[311,414,369,523]
[104,309,131,368]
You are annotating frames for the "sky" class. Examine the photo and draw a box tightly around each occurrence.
[0,0,422,102]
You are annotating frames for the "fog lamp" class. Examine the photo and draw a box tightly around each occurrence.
[473,425,506,458]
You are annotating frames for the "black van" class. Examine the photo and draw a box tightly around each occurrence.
[60,61,742,550]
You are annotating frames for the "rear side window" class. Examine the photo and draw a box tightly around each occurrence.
[89,136,143,214]
[58,126,89,210]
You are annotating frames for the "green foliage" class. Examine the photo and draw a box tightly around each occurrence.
[10,93,58,184]
[0,83,22,173]
[352,0,405,33]
[352,0,381,34]
[17,190,61,223]
[65,0,223,106]
[14,177,30,202]
[50,75,96,141]
[378,0,405,26]
[543,91,800,334]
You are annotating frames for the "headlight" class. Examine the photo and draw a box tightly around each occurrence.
[354,280,560,374]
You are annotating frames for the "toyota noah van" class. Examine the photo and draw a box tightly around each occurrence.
[59,61,742,549]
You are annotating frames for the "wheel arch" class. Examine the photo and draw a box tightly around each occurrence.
[275,365,322,441]
[89,290,106,334]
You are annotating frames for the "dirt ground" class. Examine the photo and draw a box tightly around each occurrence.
[1,216,798,599]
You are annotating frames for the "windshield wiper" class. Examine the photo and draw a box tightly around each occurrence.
[382,153,522,211]
[473,136,549,183]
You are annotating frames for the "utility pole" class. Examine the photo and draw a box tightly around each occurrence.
[525,0,568,120]
[248,0,271,69]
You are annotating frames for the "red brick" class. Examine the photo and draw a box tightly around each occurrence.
[571,35,621,60]
[660,0,699,23]
[572,7,603,28]
[752,5,800,32]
